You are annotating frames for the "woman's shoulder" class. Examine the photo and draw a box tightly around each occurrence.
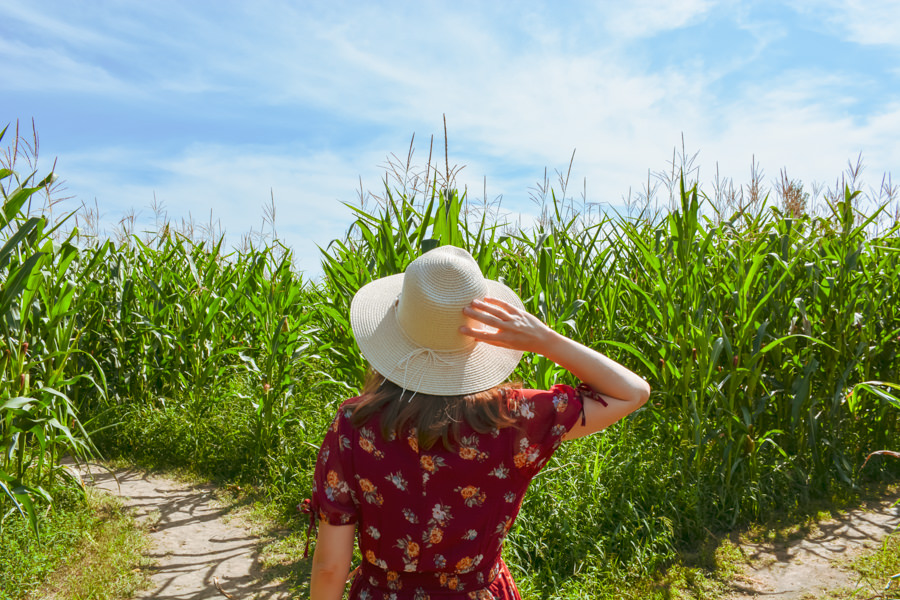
[515,383,578,397]
[507,384,583,433]
[509,384,578,410]
[338,395,363,411]
[325,396,364,431]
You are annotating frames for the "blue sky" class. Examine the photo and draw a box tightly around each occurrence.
[2,0,899,276]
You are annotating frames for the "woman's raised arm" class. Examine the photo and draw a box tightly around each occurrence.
[460,297,650,439]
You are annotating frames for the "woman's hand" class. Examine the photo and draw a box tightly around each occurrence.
[462,296,651,417]
[460,297,555,354]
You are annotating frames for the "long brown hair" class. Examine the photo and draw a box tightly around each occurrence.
[348,369,522,451]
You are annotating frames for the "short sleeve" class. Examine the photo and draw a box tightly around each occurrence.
[310,407,359,525]
[509,384,584,478]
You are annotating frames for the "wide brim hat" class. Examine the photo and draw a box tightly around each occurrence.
[349,245,525,396]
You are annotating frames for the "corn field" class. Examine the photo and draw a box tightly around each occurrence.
[2,124,899,592]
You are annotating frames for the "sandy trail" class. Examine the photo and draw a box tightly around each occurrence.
[80,465,292,600]
[77,463,899,599]
[727,491,900,599]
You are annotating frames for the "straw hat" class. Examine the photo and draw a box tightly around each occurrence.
[349,245,525,396]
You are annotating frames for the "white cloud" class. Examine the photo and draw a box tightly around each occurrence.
[0,1,125,49]
[0,37,132,95]
[788,0,900,47]
[51,142,394,276]
[693,76,900,215]
[603,0,716,39]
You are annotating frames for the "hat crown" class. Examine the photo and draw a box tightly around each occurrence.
[396,246,485,351]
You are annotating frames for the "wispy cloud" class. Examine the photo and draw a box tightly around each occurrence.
[53,141,394,272]
[4,0,899,278]
[789,0,900,47]
[602,0,716,38]
[0,37,131,95]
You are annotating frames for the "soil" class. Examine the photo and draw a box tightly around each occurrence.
[78,464,900,600]
[726,491,900,600]
[79,464,293,600]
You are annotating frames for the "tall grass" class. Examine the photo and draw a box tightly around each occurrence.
[1,124,98,538]
[2,124,899,594]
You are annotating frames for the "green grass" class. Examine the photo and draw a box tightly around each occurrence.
[0,486,151,600]
[845,508,900,600]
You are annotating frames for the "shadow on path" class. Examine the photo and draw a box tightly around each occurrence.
[81,465,297,600]
[727,491,900,599]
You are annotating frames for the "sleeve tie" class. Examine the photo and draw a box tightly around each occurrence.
[297,498,317,558]
[576,382,608,426]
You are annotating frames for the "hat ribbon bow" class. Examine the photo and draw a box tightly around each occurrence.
[392,346,455,401]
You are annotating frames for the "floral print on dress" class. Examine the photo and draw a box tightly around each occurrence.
[423,502,451,547]
[386,471,408,491]
[455,485,487,508]
[458,434,487,461]
[512,438,541,470]
[323,469,350,502]
[515,399,535,419]
[430,503,451,526]
[365,549,388,570]
[310,384,586,600]
[495,516,513,541]
[419,454,447,485]
[386,570,402,590]
[439,572,462,591]
[552,391,569,413]
[455,554,484,574]
[402,508,419,523]
[358,477,384,506]
[488,465,509,479]
[359,427,385,459]
[395,535,421,572]
[425,524,444,546]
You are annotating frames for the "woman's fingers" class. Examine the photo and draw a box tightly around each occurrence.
[459,325,512,348]
[481,296,519,313]
[463,303,511,330]
[469,298,514,320]
[459,296,551,353]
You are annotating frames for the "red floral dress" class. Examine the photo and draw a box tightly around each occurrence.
[309,384,585,600]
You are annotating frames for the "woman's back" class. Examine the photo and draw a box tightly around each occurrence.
[312,385,584,599]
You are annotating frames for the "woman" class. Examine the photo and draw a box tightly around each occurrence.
[308,246,650,599]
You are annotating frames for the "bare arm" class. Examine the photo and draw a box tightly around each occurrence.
[460,297,651,439]
[310,521,355,600]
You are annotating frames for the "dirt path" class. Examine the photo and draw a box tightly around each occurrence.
[80,465,293,600]
[79,464,899,600]
[727,492,900,599]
